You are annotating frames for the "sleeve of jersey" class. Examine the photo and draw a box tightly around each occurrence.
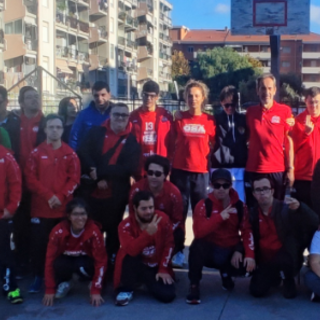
[209,117,216,147]
[193,200,224,239]
[291,121,309,150]
[57,153,81,203]
[284,108,293,132]
[118,222,154,256]
[158,218,175,274]
[44,229,61,294]
[5,153,22,215]
[128,184,139,216]
[240,205,255,259]
[24,151,54,201]
[90,227,108,295]
[171,186,184,231]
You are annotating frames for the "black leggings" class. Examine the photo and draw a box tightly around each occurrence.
[119,255,176,303]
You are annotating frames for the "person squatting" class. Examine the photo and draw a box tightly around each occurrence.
[1,75,320,307]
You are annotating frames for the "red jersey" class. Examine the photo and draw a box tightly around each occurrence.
[172,111,216,173]
[130,106,174,179]
[129,179,184,231]
[19,112,44,169]
[25,142,81,219]
[114,210,174,288]
[246,101,292,173]
[193,189,254,259]
[258,208,282,262]
[291,110,320,181]
[0,146,21,217]
[45,220,107,295]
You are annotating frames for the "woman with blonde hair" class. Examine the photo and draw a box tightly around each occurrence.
[170,80,216,267]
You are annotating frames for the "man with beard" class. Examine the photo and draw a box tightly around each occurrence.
[114,191,175,306]
[25,114,80,293]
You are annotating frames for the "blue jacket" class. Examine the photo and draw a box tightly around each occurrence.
[69,101,112,151]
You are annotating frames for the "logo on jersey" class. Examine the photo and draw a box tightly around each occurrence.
[271,116,281,124]
[33,126,39,132]
[143,122,156,145]
[142,245,156,257]
[183,124,206,134]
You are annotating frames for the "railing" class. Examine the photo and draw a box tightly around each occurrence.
[78,51,89,62]
[126,39,136,48]
[159,51,170,60]
[56,12,66,24]
[67,16,78,29]
[125,16,138,28]
[56,45,69,58]
[118,36,126,46]
[159,12,172,26]
[24,38,37,51]
[118,11,126,21]
[78,21,89,33]
[0,29,4,44]
[159,32,171,43]
[98,26,108,39]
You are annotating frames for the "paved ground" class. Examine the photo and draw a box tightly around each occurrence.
[1,215,319,320]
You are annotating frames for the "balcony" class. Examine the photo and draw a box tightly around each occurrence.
[0,0,4,11]
[159,32,172,44]
[159,51,170,60]
[78,51,90,63]
[89,54,108,70]
[137,66,153,81]
[136,3,155,26]
[78,20,90,34]
[137,46,152,61]
[125,15,138,31]
[159,13,172,27]
[135,25,153,43]
[24,0,37,16]
[238,51,271,59]
[302,67,320,74]
[118,36,136,50]
[56,45,70,59]
[90,0,108,17]
[303,81,320,88]
[302,52,320,59]
[159,70,172,81]
[90,26,108,44]
[0,29,6,51]
[4,34,37,62]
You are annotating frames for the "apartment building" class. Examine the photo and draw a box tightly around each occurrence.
[170,26,320,89]
[3,0,173,99]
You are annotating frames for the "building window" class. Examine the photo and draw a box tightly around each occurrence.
[110,44,114,59]
[282,46,291,53]
[261,46,269,52]
[188,46,194,53]
[282,61,290,68]
[42,0,48,7]
[5,20,23,34]
[110,18,114,33]
[42,22,49,43]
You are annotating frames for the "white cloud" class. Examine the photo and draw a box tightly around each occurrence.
[214,3,230,14]
[311,4,320,25]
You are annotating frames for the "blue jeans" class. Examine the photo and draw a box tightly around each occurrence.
[304,269,320,297]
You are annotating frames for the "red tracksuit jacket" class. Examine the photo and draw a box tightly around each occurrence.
[24,142,81,219]
[0,146,21,218]
[129,179,184,232]
[114,210,174,288]
[44,219,108,295]
[193,189,255,259]
[130,106,174,179]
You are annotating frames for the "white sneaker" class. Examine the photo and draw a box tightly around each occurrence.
[115,292,133,306]
[55,281,73,299]
[172,251,185,268]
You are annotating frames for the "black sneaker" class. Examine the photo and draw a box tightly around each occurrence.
[7,289,23,304]
[311,292,320,302]
[283,277,297,299]
[222,276,235,292]
[186,285,201,304]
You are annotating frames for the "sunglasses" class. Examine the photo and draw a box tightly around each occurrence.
[213,183,231,190]
[112,112,129,118]
[224,103,236,108]
[147,170,163,177]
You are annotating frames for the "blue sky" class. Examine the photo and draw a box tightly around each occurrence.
[170,0,320,34]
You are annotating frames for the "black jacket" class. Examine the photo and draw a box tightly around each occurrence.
[311,159,320,219]
[212,111,247,168]
[0,110,46,162]
[249,199,319,274]
[77,125,140,205]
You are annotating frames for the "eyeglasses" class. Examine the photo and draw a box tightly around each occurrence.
[147,170,163,177]
[213,183,231,190]
[224,103,236,108]
[112,112,129,119]
[254,187,272,194]
[142,93,158,99]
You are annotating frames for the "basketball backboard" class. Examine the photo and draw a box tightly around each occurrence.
[231,0,310,35]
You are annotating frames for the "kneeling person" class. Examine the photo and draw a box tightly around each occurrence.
[114,191,175,306]
[43,199,107,307]
[187,169,255,304]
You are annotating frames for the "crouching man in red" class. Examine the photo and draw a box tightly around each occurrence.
[25,114,81,293]
[114,191,176,306]
[43,199,107,307]
[129,155,185,268]
[187,169,255,304]
[0,145,23,304]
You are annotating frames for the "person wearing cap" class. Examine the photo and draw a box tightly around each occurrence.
[211,86,247,202]
[186,169,255,304]
[129,80,174,180]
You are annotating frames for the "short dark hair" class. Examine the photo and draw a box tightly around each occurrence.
[219,86,238,105]
[142,80,160,95]
[304,86,320,99]
[92,81,110,93]
[18,86,37,104]
[0,86,8,101]
[132,190,154,209]
[45,113,64,127]
[144,155,170,177]
[58,97,78,122]
[66,198,89,215]
[251,175,274,190]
